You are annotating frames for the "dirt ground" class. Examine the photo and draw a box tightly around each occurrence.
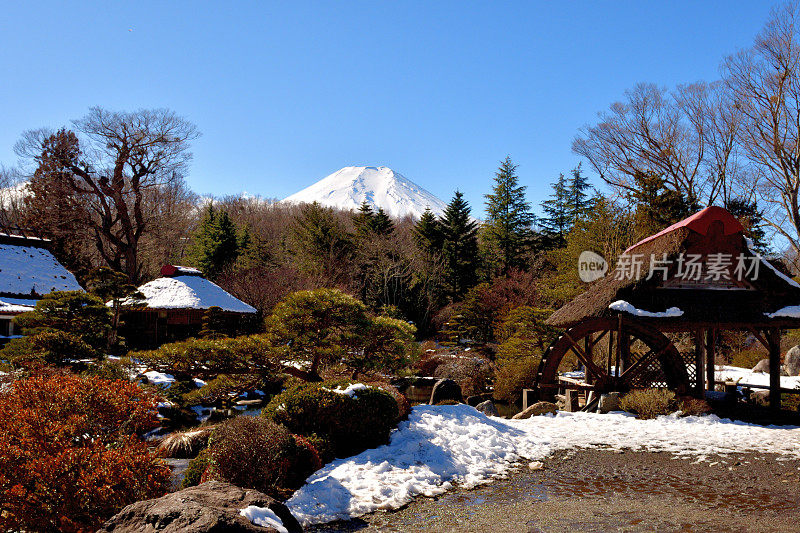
[308,448,800,533]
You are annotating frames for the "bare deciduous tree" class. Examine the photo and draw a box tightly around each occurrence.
[722,2,800,252]
[16,108,200,282]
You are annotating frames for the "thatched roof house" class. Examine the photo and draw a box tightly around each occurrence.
[0,231,83,339]
[547,206,800,329]
[118,265,257,348]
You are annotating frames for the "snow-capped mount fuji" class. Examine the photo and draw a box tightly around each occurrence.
[282,166,448,219]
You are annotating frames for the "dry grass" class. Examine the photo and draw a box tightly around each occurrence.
[620,389,677,420]
[156,426,216,458]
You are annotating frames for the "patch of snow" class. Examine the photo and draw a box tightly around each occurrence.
[191,405,216,423]
[286,404,800,526]
[193,378,207,388]
[282,166,448,220]
[240,506,288,533]
[142,370,175,388]
[122,275,256,313]
[715,365,800,389]
[766,305,800,319]
[322,383,369,398]
[609,300,683,318]
[0,243,83,296]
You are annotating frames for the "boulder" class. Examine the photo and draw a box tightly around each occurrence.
[598,392,621,413]
[475,400,499,417]
[787,346,800,376]
[750,389,771,407]
[466,393,493,407]
[752,358,771,373]
[99,481,302,533]
[429,379,463,405]
[512,401,558,419]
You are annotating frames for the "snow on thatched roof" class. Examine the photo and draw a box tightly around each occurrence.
[0,241,83,298]
[129,274,257,314]
[546,206,800,328]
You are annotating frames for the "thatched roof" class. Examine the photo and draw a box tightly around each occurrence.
[546,207,800,328]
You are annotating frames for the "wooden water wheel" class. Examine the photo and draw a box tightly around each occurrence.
[534,317,690,409]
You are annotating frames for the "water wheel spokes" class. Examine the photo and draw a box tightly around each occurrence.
[534,317,689,404]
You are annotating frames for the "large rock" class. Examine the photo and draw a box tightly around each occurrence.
[786,346,800,376]
[512,401,558,419]
[99,481,302,533]
[752,358,771,373]
[430,378,463,405]
[598,392,621,413]
[475,400,499,417]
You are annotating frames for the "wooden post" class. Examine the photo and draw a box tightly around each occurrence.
[768,328,781,411]
[705,328,716,391]
[694,328,705,396]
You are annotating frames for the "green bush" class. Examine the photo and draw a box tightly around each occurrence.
[1,330,99,368]
[730,349,765,369]
[263,379,399,460]
[206,416,321,498]
[182,448,212,488]
[14,291,111,350]
[620,389,678,419]
[493,356,540,404]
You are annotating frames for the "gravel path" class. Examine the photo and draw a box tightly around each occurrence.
[308,449,800,532]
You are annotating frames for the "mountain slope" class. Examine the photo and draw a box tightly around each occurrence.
[282,166,447,219]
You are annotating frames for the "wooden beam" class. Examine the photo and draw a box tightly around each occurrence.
[694,328,705,396]
[705,328,716,391]
[768,328,781,411]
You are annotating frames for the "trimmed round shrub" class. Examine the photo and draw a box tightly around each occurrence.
[620,389,678,419]
[367,381,412,420]
[263,380,399,460]
[206,416,320,498]
[493,356,540,404]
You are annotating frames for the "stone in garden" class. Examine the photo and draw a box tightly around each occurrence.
[466,393,492,406]
[512,401,558,419]
[752,358,770,373]
[786,346,800,376]
[598,392,621,413]
[475,400,499,417]
[750,390,771,407]
[99,481,302,533]
[429,378,463,405]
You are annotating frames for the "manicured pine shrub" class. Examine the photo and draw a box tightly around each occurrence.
[263,379,400,460]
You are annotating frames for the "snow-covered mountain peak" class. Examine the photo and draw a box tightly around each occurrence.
[282,166,447,219]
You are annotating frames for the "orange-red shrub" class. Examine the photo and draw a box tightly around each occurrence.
[0,373,172,532]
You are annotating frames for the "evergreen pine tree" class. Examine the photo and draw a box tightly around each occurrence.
[413,208,444,253]
[441,191,479,299]
[372,207,394,235]
[353,201,375,238]
[190,203,241,280]
[484,156,535,275]
[566,163,593,224]
[540,173,572,249]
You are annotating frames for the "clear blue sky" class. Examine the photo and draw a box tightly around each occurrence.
[0,1,775,217]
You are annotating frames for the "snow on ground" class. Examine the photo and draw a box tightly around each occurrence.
[323,383,369,398]
[142,370,175,388]
[609,300,683,318]
[282,404,800,526]
[240,506,288,533]
[716,365,800,389]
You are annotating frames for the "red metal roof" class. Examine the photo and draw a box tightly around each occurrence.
[624,206,744,254]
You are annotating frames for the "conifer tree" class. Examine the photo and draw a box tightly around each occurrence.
[353,201,375,238]
[484,156,535,275]
[372,207,394,236]
[189,203,240,280]
[441,191,479,299]
[291,202,352,283]
[566,162,593,224]
[413,208,444,253]
[540,173,572,248]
